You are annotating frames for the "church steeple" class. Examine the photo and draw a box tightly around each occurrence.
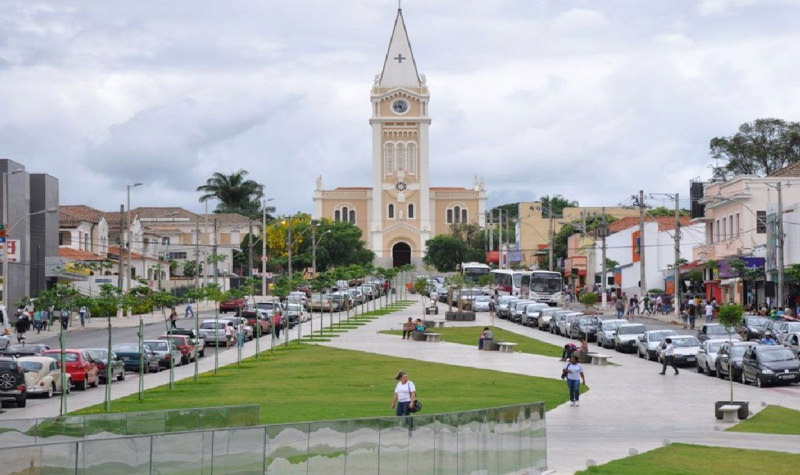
[378,9,421,88]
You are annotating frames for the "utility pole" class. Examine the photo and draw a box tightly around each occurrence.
[194,217,200,289]
[248,219,253,279]
[599,208,608,309]
[674,193,681,318]
[287,219,293,279]
[547,201,554,272]
[117,205,124,291]
[261,204,267,296]
[212,218,218,286]
[777,182,785,308]
[638,190,646,300]
[498,209,504,269]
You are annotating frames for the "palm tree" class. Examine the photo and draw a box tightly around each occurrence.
[197,170,271,218]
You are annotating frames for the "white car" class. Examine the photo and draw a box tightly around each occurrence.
[596,319,627,348]
[472,295,491,312]
[613,323,647,353]
[697,338,728,376]
[18,356,70,398]
[659,335,701,367]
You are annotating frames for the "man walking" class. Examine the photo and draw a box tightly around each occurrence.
[659,338,679,375]
[184,301,194,319]
[704,300,714,323]
[79,305,87,327]
[60,308,70,331]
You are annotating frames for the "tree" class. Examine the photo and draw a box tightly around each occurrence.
[710,118,800,180]
[717,304,744,402]
[197,170,270,218]
[541,195,579,217]
[183,261,199,278]
[423,235,471,272]
[647,207,690,218]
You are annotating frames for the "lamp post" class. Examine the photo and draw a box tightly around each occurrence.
[2,206,56,314]
[261,198,274,296]
[126,182,143,292]
[311,225,331,276]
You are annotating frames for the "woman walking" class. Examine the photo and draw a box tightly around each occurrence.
[391,371,416,416]
[561,355,586,407]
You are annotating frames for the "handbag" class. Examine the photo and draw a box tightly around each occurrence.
[410,399,422,413]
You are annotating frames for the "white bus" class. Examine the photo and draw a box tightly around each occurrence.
[461,262,491,285]
[490,269,531,297]
[528,270,563,306]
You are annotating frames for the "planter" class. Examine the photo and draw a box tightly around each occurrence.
[423,320,435,329]
[444,311,475,321]
[715,401,749,420]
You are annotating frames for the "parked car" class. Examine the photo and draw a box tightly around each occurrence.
[241,309,271,336]
[522,303,549,327]
[219,298,246,314]
[224,317,254,341]
[18,356,69,398]
[3,343,50,358]
[42,349,100,391]
[284,303,307,327]
[613,324,647,353]
[345,288,364,306]
[168,328,206,357]
[715,341,757,381]
[697,323,740,343]
[741,344,800,387]
[112,344,161,373]
[511,300,536,324]
[0,356,27,407]
[558,314,583,338]
[536,307,560,331]
[288,291,309,308]
[596,319,627,348]
[144,340,183,368]
[784,332,800,357]
[497,297,519,320]
[309,294,336,312]
[568,315,600,341]
[359,285,378,301]
[453,288,484,310]
[255,300,282,315]
[636,329,679,361]
[768,321,800,345]
[696,339,728,376]
[738,315,771,341]
[330,291,354,311]
[84,348,126,383]
[199,320,228,347]
[658,335,701,367]
[472,295,491,313]
[158,334,197,364]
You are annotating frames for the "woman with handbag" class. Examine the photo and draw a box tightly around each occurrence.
[391,371,416,416]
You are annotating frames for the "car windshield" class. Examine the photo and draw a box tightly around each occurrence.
[731,346,749,357]
[145,341,168,351]
[474,296,490,303]
[287,304,302,312]
[5,345,33,353]
[20,361,42,372]
[44,352,78,362]
[648,331,673,342]
[707,326,733,334]
[601,321,624,331]
[672,337,700,347]
[785,323,800,332]
[619,326,645,334]
[744,316,769,328]
[200,322,222,330]
[708,342,724,353]
[86,350,107,360]
[114,344,140,353]
[759,349,796,362]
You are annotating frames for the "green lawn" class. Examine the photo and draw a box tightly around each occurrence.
[727,405,800,435]
[382,326,563,358]
[576,443,800,474]
[75,344,568,424]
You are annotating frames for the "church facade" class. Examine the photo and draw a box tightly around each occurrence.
[313,9,486,268]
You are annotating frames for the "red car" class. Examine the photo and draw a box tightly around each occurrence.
[158,335,196,364]
[219,298,246,313]
[42,349,100,391]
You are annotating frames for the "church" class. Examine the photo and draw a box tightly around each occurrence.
[313,9,487,268]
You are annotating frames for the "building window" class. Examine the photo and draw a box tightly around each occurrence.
[167,251,187,259]
[446,209,453,224]
[408,143,417,174]
[757,211,766,233]
[384,143,394,175]
[461,208,468,223]
[349,210,355,223]
[446,205,468,224]
[334,210,341,221]
[161,237,170,246]
[388,204,395,219]
[334,206,356,224]
[408,203,415,219]
[59,231,71,246]
[735,213,740,237]
[396,143,405,171]
[721,217,726,241]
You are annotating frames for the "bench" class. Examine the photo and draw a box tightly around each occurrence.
[589,353,611,366]
[425,332,442,343]
[718,404,741,423]
[434,320,445,328]
[497,342,518,353]
[410,330,427,341]
[482,341,499,351]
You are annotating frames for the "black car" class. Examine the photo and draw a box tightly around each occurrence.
[112,344,161,373]
[741,345,800,388]
[697,323,739,343]
[85,348,126,383]
[3,343,50,358]
[0,356,26,407]
[738,316,770,341]
[569,316,599,342]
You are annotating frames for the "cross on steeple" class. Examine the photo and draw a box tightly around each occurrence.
[394,53,407,63]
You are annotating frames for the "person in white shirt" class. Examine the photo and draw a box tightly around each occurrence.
[561,355,586,406]
[705,301,715,323]
[391,371,416,416]
[659,338,679,375]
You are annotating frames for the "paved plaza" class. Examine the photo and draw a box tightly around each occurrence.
[4,298,800,473]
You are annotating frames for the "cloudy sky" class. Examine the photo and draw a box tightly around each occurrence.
[2,0,800,215]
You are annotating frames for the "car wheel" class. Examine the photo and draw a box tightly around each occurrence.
[648,351,657,362]
[707,363,715,376]
[756,374,765,388]
[697,362,704,373]
[78,378,88,391]
[91,375,99,388]
[741,371,748,385]
[637,348,643,359]
[16,395,26,408]
[118,370,125,382]
[47,383,54,398]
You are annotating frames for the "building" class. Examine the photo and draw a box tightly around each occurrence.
[313,9,487,268]
[0,159,59,311]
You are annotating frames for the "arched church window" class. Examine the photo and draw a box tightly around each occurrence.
[388,203,395,219]
[334,210,341,222]
[454,206,461,223]
[384,143,394,175]
[396,143,405,171]
[407,143,417,174]
[461,208,468,223]
[408,203,415,219]
[446,209,453,224]
[348,209,356,223]
[342,206,349,220]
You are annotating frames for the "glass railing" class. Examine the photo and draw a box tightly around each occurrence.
[0,402,546,474]
[0,404,260,447]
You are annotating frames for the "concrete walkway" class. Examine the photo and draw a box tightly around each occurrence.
[321,300,800,474]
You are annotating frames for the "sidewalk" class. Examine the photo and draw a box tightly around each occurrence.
[321,300,800,474]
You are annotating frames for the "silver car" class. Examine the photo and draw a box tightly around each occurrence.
[199,320,228,346]
[613,323,647,353]
[697,338,728,376]
[636,329,679,361]
[596,319,627,348]
[143,340,182,368]
[472,295,491,312]
[658,335,701,367]
[537,307,560,331]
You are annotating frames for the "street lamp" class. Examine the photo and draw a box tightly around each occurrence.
[261,198,274,297]
[311,225,331,275]
[126,182,143,291]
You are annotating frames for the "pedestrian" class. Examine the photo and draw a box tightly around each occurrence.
[642,295,652,315]
[401,317,414,340]
[60,308,70,331]
[478,326,493,350]
[659,337,679,375]
[704,300,714,323]
[15,314,29,343]
[32,310,42,333]
[272,309,282,339]
[390,371,417,417]
[225,321,235,348]
[561,342,578,361]
[628,295,639,318]
[488,295,496,316]
[615,298,625,318]
[184,300,194,319]
[561,355,586,406]
[79,305,87,327]
[40,308,48,332]
[688,299,697,330]
[655,295,663,314]
[169,308,178,329]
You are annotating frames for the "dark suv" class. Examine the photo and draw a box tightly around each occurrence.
[0,356,27,407]
[741,345,800,388]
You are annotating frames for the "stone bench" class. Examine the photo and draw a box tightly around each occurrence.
[497,342,518,353]
[589,353,612,366]
[410,330,427,341]
[425,332,442,343]
[433,320,445,328]
[718,404,741,423]
[482,340,499,351]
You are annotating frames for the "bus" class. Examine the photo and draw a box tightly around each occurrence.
[461,262,491,285]
[490,269,531,297]
[528,270,563,306]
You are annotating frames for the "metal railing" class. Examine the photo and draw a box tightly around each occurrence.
[0,402,546,474]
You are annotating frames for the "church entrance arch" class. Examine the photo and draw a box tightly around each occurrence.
[392,242,412,268]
